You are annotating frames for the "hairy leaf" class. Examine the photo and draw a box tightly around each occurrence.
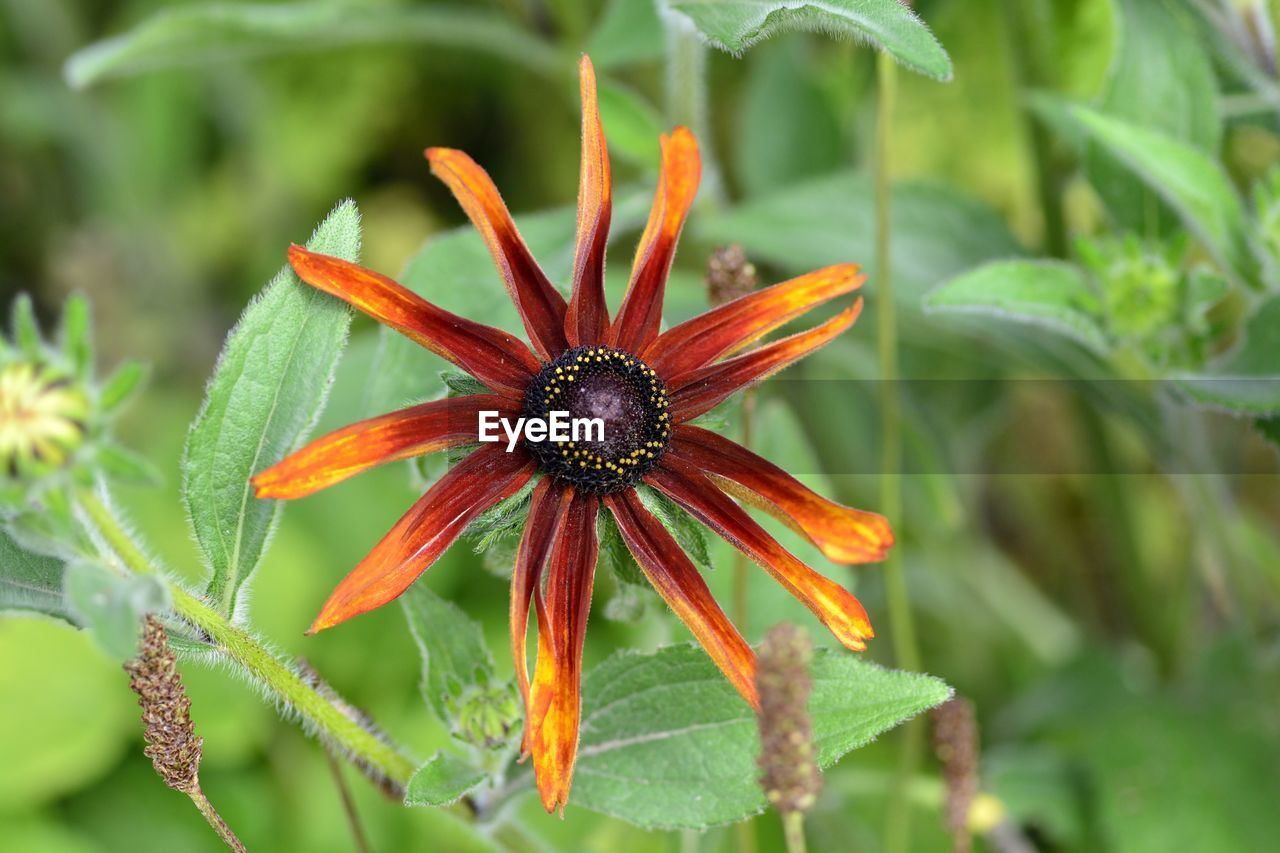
[571,644,951,828]
[402,584,495,722]
[66,2,562,89]
[405,751,487,807]
[926,260,1108,353]
[637,486,713,572]
[669,0,952,80]
[1087,0,1220,232]
[1175,295,1280,415]
[0,527,75,624]
[63,561,169,661]
[183,200,360,616]
[1061,105,1260,289]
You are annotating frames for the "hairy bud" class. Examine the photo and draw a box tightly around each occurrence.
[706,244,759,307]
[755,623,821,815]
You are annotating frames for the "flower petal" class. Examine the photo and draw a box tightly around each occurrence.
[607,127,700,353]
[565,56,612,347]
[511,478,572,756]
[289,246,539,397]
[253,394,517,500]
[667,299,863,422]
[646,264,865,381]
[425,147,569,359]
[669,425,892,564]
[604,489,758,708]
[528,489,599,815]
[648,459,874,651]
[307,445,535,634]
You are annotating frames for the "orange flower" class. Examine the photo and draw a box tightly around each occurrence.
[253,55,892,815]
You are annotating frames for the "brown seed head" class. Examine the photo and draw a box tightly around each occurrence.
[755,622,821,815]
[706,244,759,306]
[125,615,203,794]
[932,696,979,853]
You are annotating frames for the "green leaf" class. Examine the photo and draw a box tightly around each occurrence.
[63,561,169,661]
[11,293,41,358]
[735,38,844,197]
[588,0,665,69]
[571,644,951,828]
[96,444,162,486]
[65,2,563,89]
[1174,295,1280,415]
[0,527,74,624]
[1058,104,1260,289]
[402,584,495,722]
[98,361,148,413]
[58,294,92,378]
[440,370,490,399]
[597,507,647,588]
[668,0,953,80]
[597,78,665,169]
[698,172,1024,305]
[405,752,486,808]
[182,200,360,617]
[637,486,713,572]
[925,259,1108,353]
[466,477,537,553]
[1087,0,1220,232]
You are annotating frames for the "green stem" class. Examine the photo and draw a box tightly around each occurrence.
[77,490,418,790]
[874,50,924,853]
[188,784,247,852]
[782,812,808,853]
[663,3,724,204]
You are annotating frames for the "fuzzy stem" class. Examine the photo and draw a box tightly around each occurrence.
[874,50,925,853]
[782,812,808,853]
[188,786,248,853]
[77,490,418,790]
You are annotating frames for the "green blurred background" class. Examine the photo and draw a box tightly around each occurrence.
[3,0,1280,850]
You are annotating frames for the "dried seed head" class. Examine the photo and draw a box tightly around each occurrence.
[706,244,758,306]
[125,615,203,794]
[932,696,979,853]
[755,622,821,815]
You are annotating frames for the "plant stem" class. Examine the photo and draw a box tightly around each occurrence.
[662,1,724,204]
[874,50,924,853]
[77,490,418,791]
[188,785,248,852]
[782,812,808,853]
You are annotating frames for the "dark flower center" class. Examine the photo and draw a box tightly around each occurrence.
[522,346,671,495]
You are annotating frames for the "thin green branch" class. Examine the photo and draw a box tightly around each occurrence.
[77,489,418,790]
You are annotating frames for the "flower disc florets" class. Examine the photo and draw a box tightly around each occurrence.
[522,346,671,495]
